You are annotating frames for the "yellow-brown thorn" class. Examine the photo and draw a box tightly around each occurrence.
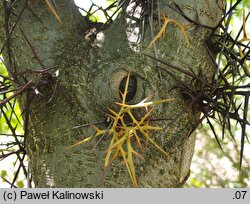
[147,13,189,49]
[66,72,174,187]
[44,0,63,25]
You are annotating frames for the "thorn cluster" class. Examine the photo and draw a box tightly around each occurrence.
[67,72,174,187]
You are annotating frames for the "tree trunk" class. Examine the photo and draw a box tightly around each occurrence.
[0,0,222,187]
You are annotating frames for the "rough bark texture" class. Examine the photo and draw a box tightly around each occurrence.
[0,0,222,187]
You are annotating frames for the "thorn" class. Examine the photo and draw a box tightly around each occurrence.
[147,13,189,49]
[44,0,63,25]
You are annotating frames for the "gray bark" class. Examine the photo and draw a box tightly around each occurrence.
[0,0,222,187]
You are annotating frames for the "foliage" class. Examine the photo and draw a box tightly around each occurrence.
[0,59,26,188]
[75,0,120,23]
[185,126,250,188]
[184,0,250,187]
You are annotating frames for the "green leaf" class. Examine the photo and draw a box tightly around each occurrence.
[17,181,24,188]
[1,170,7,178]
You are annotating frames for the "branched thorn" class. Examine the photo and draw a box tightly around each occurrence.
[147,12,189,49]
[67,72,174,187]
